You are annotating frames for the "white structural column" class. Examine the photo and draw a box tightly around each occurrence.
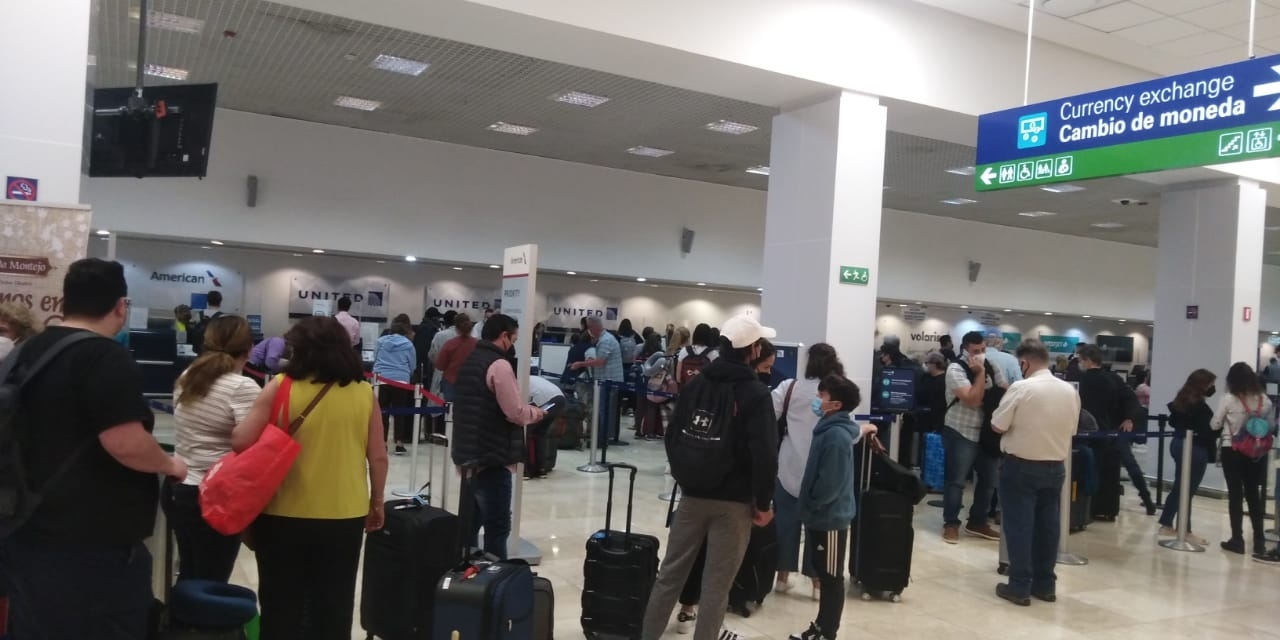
[0,0,92,204]
[1149,179,1266,492]
[760,91,887,412]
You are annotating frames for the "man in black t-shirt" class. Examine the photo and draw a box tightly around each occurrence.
[0,258,187,638]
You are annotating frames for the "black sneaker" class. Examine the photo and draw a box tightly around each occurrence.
[1221,538,1246,555]
[1031,591,1057,603]
[1253,549,1280,566]
[789,622,828,640]
[394,445,408,456]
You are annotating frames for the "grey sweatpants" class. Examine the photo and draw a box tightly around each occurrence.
[642,496,753,640]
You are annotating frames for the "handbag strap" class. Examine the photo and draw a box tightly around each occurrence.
[287,382,335,435]
[271,376,293,427]
[782,379,796,416]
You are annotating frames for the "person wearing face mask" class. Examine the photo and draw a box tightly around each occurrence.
[450,313,546,559]
[1156,369,1218,546]
[751,338,776,387]
[940,331,1006,545]
[787,376,876,640]
[1077,344,1155,518]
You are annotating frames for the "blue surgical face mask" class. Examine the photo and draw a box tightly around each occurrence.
[811,398,826,417]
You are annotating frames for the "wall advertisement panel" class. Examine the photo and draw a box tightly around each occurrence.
[0,203,92,324]
[290,274,390,322]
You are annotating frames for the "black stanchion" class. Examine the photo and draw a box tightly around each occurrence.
[1155,414,1167,506]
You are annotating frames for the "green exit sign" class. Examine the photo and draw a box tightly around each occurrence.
[839,266,870,285]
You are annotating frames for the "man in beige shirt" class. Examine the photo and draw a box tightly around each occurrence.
[989,339,1079,607]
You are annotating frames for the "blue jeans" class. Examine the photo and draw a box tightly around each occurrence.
[1158,438,1209,529]
[942,426,998,528]
[998,457,1065,598]
[471,465,513,559]
[773,481,814,577]
[0,538,153,639]
[1116,439,1152,500]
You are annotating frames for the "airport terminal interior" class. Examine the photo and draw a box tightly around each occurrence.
[8,0,1280,638]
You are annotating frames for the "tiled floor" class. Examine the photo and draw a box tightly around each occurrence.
[160,414,1279,640]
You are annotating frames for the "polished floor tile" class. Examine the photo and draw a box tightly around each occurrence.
[170,423,1280,640]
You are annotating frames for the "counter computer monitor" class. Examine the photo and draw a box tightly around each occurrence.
[540,343,571,378]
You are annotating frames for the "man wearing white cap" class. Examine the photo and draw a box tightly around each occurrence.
[642,315,780,640]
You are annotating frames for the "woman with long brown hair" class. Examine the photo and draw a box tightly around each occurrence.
[232,316,388,639]
[165,314,261,582]
[1156,368,1217,546]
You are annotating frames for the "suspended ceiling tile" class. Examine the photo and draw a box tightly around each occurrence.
[1113,17,1203,45]
[1131,0,1236,16]
[1154,29,1240,56]
[1072,2,1164,32]
[1035,0,1127,19]
[1182,1,1278,30]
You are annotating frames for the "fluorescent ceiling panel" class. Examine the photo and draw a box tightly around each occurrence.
[334,95,381,111]
[370,54,430,76]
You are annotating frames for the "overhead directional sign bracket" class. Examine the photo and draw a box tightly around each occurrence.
[976,53,1280,191]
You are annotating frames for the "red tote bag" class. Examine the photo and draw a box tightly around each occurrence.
[199,377,332,535]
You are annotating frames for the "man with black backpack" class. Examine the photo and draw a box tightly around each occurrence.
[941,331,1006,545]
[0,258,188,638]
[641,315,779,640]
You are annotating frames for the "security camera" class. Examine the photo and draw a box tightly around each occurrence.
[1111,198,1149,206]
[1118,198,1132,205]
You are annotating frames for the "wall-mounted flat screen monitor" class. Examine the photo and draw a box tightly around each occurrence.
[1096,335,1134,363]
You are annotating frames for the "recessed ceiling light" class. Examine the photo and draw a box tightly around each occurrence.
[1272,331,1279,335]
[945,166,976,176]
[487,121,538,136]
[1082,315,1092,318]
[334,95,381,111]
[704,120,759,135]
[636,277,647,282]
[370,54,430,76]
[914,301,922,305]
[144,64,189,81]
[627,146,674,158]
[200,246,211,250]
[1003,309,1012,312]
[311,249,325,254]
[960,305,970,309]
[941,198,978,205]
[566,271,577,275]
[1119,319,1127,323]
[551,91,610,108]
[1091,222,1126,229]
[95,229,110,236]
[1044,312,1053,316]
[405,256,417,262]
[452,266,463,271]
[696,282,707,286]
[745,165,771,176]
[1267,226,1280,231]
[376,260,387,264]
[651,284,659,288]
[756,287,764,292]
[292,253,303,257]
[488,264,500,269]
[209,240,224,246]
[1041,184,1086,193]
[1018,211,1057,218]
[898,304,908,307]
[590,279,599,283]
[144,10,204,34]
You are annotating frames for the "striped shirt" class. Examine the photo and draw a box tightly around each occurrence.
[174,372,262,485]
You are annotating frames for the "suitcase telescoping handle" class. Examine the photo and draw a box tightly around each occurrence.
[604,462,639,547]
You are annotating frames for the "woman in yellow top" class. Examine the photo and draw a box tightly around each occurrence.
[232,316,389,640]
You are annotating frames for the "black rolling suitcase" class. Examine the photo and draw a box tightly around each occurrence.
[1070,446,1096,532]
[431,467,538,640]
[1089,439,1122,521]
[581,463,660,640]
[533,575,554,640]
[361,498,460,640]
[850,443,915,602]
[728,521,779,617]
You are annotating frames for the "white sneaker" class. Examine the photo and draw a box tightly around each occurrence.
[676,611,696,635]
[1185,531,1208,546]
[717,628,746,640]
[774,577,793,594]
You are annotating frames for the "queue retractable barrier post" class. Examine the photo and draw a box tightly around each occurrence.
[578,379,608,473]
[1159,427,1205,553]
[1153,414,1167,506]
[1266,447,1280,543]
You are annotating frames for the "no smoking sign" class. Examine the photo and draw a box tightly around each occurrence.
[5,177,37,201]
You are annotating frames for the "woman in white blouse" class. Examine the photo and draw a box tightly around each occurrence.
[1211,362,1275,556]
[164,315,262,582]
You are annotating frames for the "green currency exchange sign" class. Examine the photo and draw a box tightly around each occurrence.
[975,53,1280,191]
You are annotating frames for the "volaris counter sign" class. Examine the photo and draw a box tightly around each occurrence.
[976,53,1280,191]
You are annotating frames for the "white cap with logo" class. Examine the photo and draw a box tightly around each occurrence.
[720,314,777,349]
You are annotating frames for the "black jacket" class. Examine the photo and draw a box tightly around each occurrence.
[1167,400,1218,450]
[1079,369,1139,431]
[451,341,524,468]
[674,358,779,511]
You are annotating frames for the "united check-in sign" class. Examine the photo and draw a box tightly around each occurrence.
[976,53,1280,191]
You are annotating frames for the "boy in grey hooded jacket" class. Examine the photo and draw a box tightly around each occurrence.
[792,376,877,640]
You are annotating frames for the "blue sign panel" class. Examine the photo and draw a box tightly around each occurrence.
[976,53,1280,189]
[875,367,916,413]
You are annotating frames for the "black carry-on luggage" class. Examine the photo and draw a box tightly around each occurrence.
[1089,439,1122,521]
[581,463,660,640]
[532,575,555,640]
[1070,446,1096,532]
[850,443,916,602]
[361,498,460,640]
[727,521,779,617]
[431,468,537,640]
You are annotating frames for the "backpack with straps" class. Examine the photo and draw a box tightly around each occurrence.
[665,373,738,491]
[946,359,1005,457]
[677,346,710,387]
[1230,394,1275,460]
[0,331,102,539]
[645,355,678,404]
